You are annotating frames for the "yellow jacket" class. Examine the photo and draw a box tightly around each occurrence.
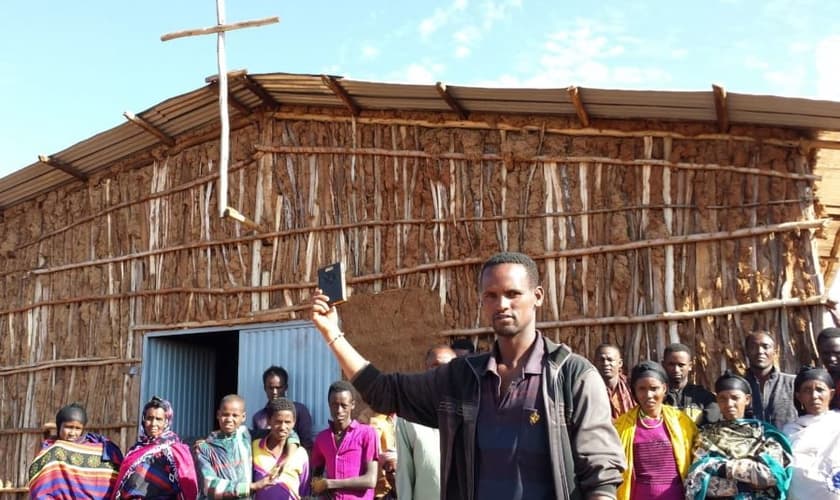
[614,405,697,500]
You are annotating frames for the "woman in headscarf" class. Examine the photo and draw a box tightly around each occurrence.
[113,396,198,499]
[28,403,123,499]
[782,367,840,499]
[684,370,792,500]
[614,360,698,500]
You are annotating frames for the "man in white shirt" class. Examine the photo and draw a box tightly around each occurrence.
[396,345,456,500]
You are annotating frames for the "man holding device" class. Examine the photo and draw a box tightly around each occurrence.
[310,252,625,500]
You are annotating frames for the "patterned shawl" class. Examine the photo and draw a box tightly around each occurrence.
[114,430,198,499]
[685,418,792,500]
[28,433,123,499]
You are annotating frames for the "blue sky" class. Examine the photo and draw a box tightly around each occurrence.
[2,0,839,178]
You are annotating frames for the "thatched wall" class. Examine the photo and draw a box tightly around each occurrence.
[0,108,828,491]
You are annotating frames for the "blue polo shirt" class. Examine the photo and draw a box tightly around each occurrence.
[475,334,553,499]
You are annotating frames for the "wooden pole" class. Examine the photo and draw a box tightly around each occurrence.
[161,16,279,41]
[216,0,230,218]
[438,295,828,336]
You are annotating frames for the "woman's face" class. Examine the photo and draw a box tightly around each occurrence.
[633,376,667,416]
[796,379,834,416]
[717,389,751,421]
[143,407,167,438]
[58,420,85,442]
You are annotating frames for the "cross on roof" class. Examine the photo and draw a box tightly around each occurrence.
[161,0,278,222]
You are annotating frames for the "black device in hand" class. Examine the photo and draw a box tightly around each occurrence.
[317,262,347,305]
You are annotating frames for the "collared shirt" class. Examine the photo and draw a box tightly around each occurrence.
[607,374,636,420]
[252,436,310,500]
[745,367,797,430]
[195,425,253,499]
[310,420,378,500]
[475,333,553,500]
[665,383,720,426]
[395,418,441,500]
[251,400,313,450]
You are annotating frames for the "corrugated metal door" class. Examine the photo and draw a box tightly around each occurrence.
[140,336,216,442]
[238,321,340,435]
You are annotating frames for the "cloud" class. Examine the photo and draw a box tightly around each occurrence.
[482,0,522,30]
[391,62,446,84]
[452,25,481,59]
[515,21,671,88]
[418,0,469,39]
[361,44,380,60]
[816,35,840,100]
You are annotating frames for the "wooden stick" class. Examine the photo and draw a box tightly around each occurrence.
[122,111,176,146]
[0,358,139,377]
[269,111,825,150]
[254,144,819,181]
[21,216,828,282]
[161,16,279,41]
[132,307,299,332]
[2,155,254,261]
[437,295,828,336]
[7,220,827,317]
[37,154,89,181]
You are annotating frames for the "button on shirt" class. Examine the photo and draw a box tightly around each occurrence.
[310,420,378,500]
[475,334,554,500]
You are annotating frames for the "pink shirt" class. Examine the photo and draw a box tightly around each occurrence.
[310,420,378,500]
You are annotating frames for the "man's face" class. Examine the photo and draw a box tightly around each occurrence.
[717,389,751,421]
[819,337,840,379]
[264,374,287,402]
[594,347,622,383]
[328,390,355,427]
[216,399,246,435]
[746,333,776,371]
[480,263,544,338]
[425,348,456,370]
[268,410,296,441]
[663,351,692,389]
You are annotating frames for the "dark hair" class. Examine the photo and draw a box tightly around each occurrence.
[450,338,475,354]
[262,365,289,386]
[56,403,87,430]
[218,394,245,410]
[595,343,621,357]
[267,397,297,419]
[143,396,174,422]
[479,252,539,288]
[745,330,776,348]
[817,327,840,344]
[663,343,692,357]
[328,380,355,400]
[793,366,834,393]
[630,361,669,388]
[715,370,751,395]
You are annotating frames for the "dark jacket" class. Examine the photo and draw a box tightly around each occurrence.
[664,383,721,427]
[352,335,626,500]
[745,367,797,430]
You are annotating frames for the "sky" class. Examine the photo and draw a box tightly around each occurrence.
[2,0,839,178]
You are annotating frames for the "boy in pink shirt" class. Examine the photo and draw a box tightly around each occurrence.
[310,381,378,500]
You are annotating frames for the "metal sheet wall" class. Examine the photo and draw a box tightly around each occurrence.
[238,321,340,436]
[140,337,217,442]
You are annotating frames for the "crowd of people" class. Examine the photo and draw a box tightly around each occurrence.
[26,251,840,499]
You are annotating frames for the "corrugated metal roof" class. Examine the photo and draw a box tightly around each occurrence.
[3,71,840,210]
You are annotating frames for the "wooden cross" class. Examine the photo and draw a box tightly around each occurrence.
[161,0,278,221]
